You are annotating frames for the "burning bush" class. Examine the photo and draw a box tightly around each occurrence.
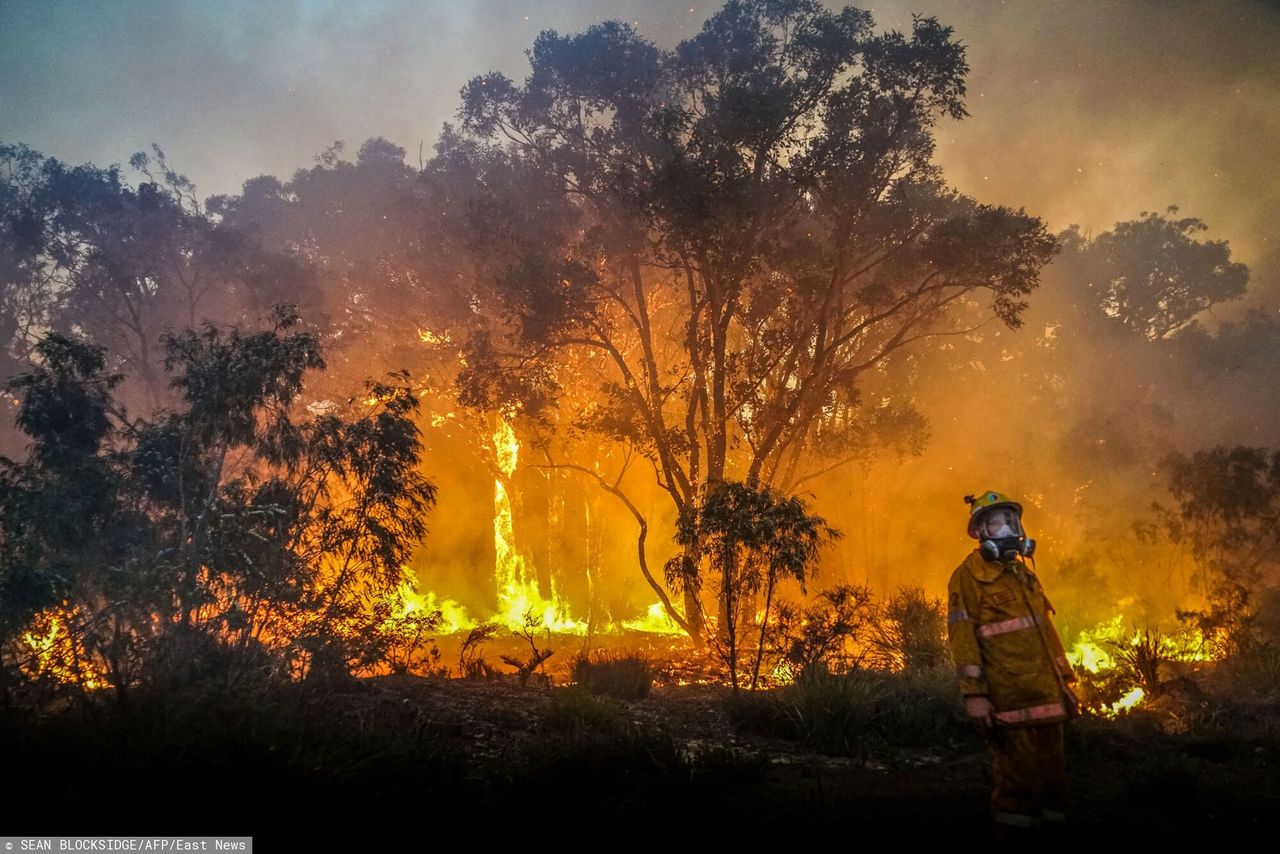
[867,586,949,673]
[767,584,877,680]
[458,623,502,680]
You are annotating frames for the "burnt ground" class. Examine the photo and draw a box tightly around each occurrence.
[6,673,1279,845]
[369,676,1280,840]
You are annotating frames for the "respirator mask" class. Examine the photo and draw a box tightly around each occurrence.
[976,506,1036,561]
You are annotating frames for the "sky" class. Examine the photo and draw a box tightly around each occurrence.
[3,0,1278,290]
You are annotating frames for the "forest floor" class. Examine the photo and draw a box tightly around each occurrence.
[357,675,1280,840]
[7,664,1279,844]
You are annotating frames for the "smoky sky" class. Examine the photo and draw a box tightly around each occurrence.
[4,0,1279,621]
[3,0,1277,287]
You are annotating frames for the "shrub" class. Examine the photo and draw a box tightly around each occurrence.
[545,685,620,732]
[778,665,964,757]
[569,650,653,700]
[867,586,948,672]
[459,623,501,680]
[767,584,876,679]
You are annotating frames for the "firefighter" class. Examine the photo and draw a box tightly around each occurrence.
[947,490,1078,831]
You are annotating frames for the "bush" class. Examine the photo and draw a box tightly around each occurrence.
[867,586,949,672]
[1223,644,1280,700]
[767,584,876,679]
[459,623,501,680]
[545,685,620,732]
[569,650,653,700]
[778,665,964,757]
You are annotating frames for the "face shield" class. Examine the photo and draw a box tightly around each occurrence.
[978,506,1024,540]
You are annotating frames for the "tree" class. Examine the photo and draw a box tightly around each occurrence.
[670,479,839,690]
[1157,446,1280,658]
[0,143,325,420]
[0,144,52,386]
[0,307,438,703]
[216,135,596,624]
[1084,207,1247,342]
[455,0,1057,639]
[0,333,129,702]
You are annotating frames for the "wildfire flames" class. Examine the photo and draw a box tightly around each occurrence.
[21,605,106,690]
[1067,616,1216,717]
[491,416,584,633]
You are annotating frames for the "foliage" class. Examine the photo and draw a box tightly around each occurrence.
[367,580,445,677]
[0,143,324,422]
[459,623,502,680]
[569,650,653,700]
[1086,208,1247,341]
[0,310,437,701]
[1108,628,1176,696]
[777,665,963,757]
[767,584,877,677]
[670,479,839,690]
[1159,446,1280,659]
[866,585,949,672]
[454,0,1058,640]
[500,609,555,686]
[544,685,621,732]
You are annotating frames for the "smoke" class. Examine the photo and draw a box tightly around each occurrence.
[4,0,1279,631]
[4,0,1276,267]
[912,0,1280,282]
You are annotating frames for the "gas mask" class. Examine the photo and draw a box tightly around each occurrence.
[976,506,1036,561]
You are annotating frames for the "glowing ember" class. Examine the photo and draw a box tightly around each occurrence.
[418,327,451,346]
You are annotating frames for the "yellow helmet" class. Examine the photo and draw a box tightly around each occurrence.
[964,490,1023,539]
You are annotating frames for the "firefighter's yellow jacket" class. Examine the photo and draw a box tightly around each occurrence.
[947,550,1076,726]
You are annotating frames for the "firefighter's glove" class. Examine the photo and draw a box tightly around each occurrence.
[965,695,995,736]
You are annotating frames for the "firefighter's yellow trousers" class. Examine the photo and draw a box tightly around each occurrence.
[988,722,1066,828]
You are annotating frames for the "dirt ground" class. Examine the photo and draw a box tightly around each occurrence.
[8,667,1277,844]
[337,674,1280,841]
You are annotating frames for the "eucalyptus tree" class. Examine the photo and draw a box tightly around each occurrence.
[454,0,1057,639]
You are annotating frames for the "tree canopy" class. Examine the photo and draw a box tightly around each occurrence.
[451,0,1058,636]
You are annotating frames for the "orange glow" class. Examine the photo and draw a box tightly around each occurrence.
[20,606,108,690]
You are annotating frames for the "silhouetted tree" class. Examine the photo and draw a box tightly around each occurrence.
[1157,446,1280,658]
[1084,208,1247,341]
[0,143,325,423]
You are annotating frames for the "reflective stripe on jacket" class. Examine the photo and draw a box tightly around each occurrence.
[947,550,1076,725]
